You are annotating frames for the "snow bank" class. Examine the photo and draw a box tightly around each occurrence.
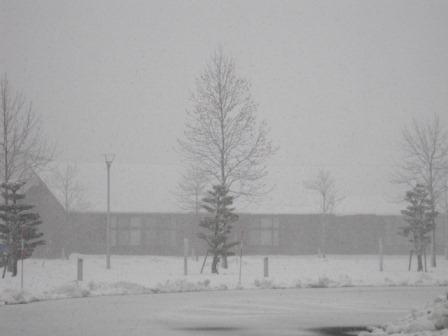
[1,254,448,305]
[361,294,448,336]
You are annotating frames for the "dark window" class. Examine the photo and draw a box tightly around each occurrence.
[144,217,176,247]
[247,217,280,247]
[110,216,144,247]
[129,217,142,246]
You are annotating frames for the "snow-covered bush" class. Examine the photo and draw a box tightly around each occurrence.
[361,294,448,336]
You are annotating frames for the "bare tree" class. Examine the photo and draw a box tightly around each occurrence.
[0,74,53,272]
[178,49,276,204]
[394,114,448,267]
[175,165,209,215]
[51,163,89,213]
[304,169,343,258]
[50,163,89,257]
[0,74,53,184]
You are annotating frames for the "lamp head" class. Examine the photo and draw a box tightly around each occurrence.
[104,153,115,165]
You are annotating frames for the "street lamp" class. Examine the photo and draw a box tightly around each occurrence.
[105,153,115,269]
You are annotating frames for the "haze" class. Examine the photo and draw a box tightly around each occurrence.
[1,0,447,214]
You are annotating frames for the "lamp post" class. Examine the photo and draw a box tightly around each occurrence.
[105,153,115,269]
[444,180,448,260]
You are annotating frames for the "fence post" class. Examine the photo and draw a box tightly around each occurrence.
[379,238,383,272]
[184,238,189,276]
[77,257,83,281]
[263,257,269,277]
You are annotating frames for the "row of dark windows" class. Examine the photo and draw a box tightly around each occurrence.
[110,216,280,247]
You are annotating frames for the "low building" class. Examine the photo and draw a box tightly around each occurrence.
[23,163,448,257]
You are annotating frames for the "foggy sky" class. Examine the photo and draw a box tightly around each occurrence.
[1,0,447,214]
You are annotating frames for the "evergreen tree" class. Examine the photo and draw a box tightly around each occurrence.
[399,184,437,271]
[0,181,45,277]
[198,185,239,274]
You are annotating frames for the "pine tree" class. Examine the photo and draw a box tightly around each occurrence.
[399,184,437,271]
[0,181,45,277]
[198,185,239,274]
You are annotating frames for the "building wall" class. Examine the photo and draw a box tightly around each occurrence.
[64,212,448,257]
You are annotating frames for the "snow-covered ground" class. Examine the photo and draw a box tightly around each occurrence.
[1,254,448,305]
[360,293,448,336]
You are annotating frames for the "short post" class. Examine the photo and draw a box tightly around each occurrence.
[408,250,413,271]
[263,256,269,277]
[429,241,433,268]
[184,238,189,276]
[77,257,83,281]
[424,248,427,272]
[379,238,383,272]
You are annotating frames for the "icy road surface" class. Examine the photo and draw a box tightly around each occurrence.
[1,287,444,336]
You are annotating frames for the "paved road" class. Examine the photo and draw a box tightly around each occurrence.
[1,287,445,336]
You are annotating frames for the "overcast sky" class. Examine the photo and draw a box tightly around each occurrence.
[1,0,447,214]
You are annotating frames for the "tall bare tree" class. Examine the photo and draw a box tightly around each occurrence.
[0,74,53,184]
[394,114,448,267]
[178,50,275,204]
[0,74,53,272]
[304,169,343,258]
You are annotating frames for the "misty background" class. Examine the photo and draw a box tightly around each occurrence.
[1,0,447,214]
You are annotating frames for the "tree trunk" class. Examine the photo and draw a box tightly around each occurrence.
[211,255,219,274]
[417,254,423,272]
[8,254,18,277]
[2,255,8,278]
[431,228,437,267]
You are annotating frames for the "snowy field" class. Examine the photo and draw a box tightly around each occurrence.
[1,254,448,305]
